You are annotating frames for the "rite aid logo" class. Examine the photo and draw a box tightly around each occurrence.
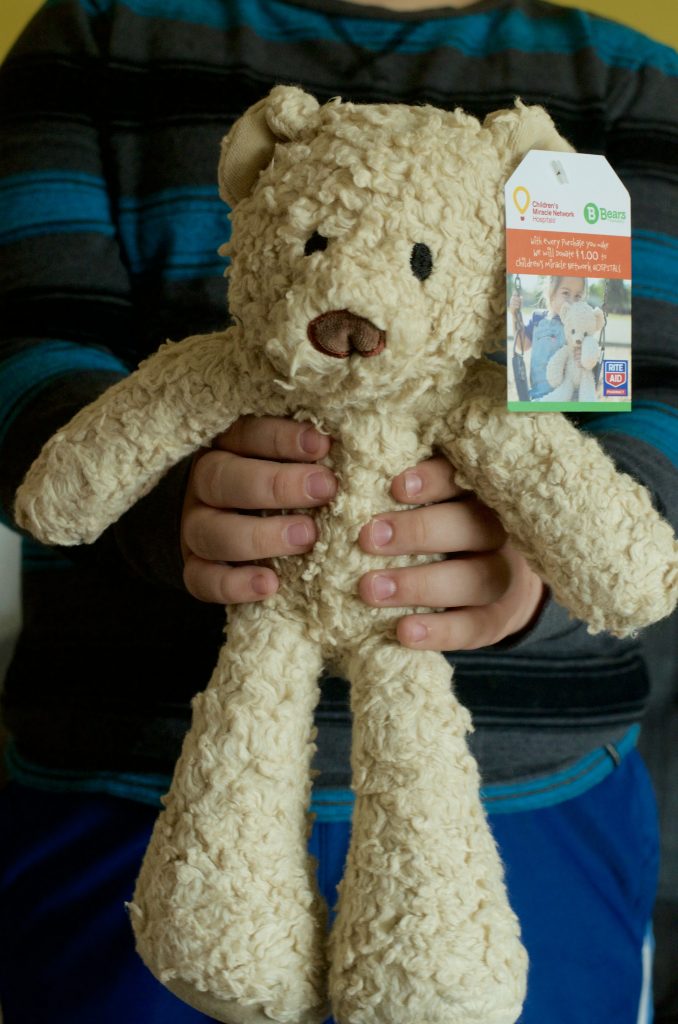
[603,360,629,397]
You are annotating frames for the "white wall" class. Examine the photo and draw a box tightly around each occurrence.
[0,524,21,682]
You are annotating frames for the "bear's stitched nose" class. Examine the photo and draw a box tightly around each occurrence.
[307,310,386,359]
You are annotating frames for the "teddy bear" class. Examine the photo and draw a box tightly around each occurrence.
[536,300,606,402]
[14,87,678,1024]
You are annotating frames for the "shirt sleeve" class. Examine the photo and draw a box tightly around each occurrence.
[0,2,187,588]
[576,48,678,536]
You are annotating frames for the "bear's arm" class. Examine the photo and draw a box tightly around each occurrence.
[14,327,247,547]
[581,335,601,370]
[434,358,678,637]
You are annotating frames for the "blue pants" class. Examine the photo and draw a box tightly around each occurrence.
[0,750,657,1024]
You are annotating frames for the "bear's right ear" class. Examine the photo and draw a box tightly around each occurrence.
[219,86,321,207]
[483,99,574,169]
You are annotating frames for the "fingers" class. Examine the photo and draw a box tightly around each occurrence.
[359,496,506,556]
[360,455,537,647]
[395,604,516,651]
[181,507,317,604]
[181,417,334,605]
[183,557,280,605]
[390,455,466,505]
[193,449,336,510]
[183,505,317,564]
[396,558,546,650]
[214,416,331,461]
[359,550,512,611]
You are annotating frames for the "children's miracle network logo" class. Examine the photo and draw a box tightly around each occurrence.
[584,202,627,225]
[603,360,629,397]
[513,186,530,221]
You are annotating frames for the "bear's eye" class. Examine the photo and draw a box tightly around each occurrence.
[410,243,433,281]
[571,329,576,334]
[304,231,328,256]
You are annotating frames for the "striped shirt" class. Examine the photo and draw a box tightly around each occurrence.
[1,0,677,797]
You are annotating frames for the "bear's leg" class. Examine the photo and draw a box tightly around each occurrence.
[129,604,329,1024]
[328,640,527,1024]
[537,356,575,402]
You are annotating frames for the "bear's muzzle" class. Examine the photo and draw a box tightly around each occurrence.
[308,310,386,358]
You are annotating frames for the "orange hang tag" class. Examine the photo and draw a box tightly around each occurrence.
[505,151,632,412]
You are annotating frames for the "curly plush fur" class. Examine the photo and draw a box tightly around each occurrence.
[15,88,678,1024]
[537,300,605,402]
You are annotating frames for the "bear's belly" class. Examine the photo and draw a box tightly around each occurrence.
[270,434,440,657]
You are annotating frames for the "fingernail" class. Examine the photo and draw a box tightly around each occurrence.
[251,573,274,595]
[306,471,335,500]
[404,472,423,498]
[286,522,312,547]
[300,427,324,455]
[405,621,429,643]
[372,575,396,600]
[371,519,393,547]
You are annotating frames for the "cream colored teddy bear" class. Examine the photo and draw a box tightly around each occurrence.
[14,87,678,1024]
[537,300,606,402]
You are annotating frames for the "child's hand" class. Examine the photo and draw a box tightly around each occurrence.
[181,416,336,603]
[509,293,522,311]
[358,457,546,650]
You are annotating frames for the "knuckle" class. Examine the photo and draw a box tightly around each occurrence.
[424,456,459,500]
[485,552,512,600]
[408,511,430,552]
[270,466,294,508]
[477,502,507,547]
[425,562,446,604]
[467,555,497,604]
[430,615,455,651]
[247,517,272,560]
[182,558,199,598]
[392,474,410,504]
[187,515,213,560]
[220,416,248,452]
[402,564,433,607]
[272,422,291,461]
[469,607,502,649]
[437,610,473,651]
[358,573,375,605]
[475,608,503,648]
[216,568,237,605]
[183,556,212,603]
[193,450,224,505]
[181,513,199,556]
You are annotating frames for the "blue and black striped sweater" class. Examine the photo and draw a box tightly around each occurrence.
[1,0,677,804]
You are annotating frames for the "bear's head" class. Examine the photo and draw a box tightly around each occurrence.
[219,86,572,409]
[560,300,605,369]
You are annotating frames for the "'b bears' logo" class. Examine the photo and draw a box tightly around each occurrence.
[603,360,628,397]
[584,203,599,224]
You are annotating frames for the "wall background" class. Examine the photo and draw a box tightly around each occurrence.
[0,0,677,59]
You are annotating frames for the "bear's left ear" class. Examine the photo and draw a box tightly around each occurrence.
[483,98,575,164]
[593,305,606,330]
[219,86,321,207]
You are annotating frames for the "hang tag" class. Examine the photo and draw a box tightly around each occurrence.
[505,151,631,411]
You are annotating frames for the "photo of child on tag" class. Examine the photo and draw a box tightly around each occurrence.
[508,274,631,405]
